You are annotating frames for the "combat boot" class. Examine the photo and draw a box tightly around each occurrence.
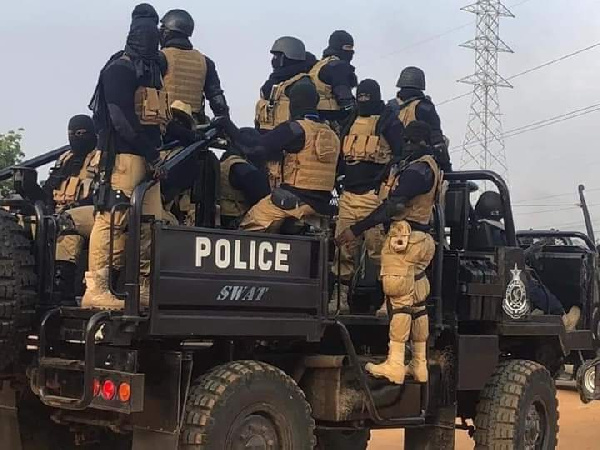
[365,341,406,384]
[329,283,350,314]
[365,314,411,384]
[562,305,581,331]
[407,342,428,382]
[81,269,123,310]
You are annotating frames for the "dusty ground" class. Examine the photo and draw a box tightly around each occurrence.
[369,388,600,449]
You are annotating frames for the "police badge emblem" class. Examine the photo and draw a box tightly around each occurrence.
[503,264,530,319]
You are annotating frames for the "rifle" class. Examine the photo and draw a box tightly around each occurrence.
[0,145,71,182]
[156,127,219,175]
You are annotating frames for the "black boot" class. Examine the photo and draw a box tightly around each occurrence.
[54,261,78,306]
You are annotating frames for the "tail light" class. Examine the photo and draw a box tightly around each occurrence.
[101,379,116,400]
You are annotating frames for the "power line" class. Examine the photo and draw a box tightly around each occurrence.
[439,41,600,107]
[513,188,600,204]
[368,0,537,63]
[450,101,600,154]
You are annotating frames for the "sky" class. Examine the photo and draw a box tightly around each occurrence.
[2,0,600,234]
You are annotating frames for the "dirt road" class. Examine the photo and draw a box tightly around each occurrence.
[369,388,600,449]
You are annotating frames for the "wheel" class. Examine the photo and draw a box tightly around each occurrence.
[474,359,559,450]
[576,360,597,403]
[315,429,370,450]
[0,211,36,373]
[180,360,315,450]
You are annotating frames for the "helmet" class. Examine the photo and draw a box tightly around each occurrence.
[270,36,306,61]
[475,191,504,221]
[160,9,194,37]
[396,66,426,90]
[170,100,195,130]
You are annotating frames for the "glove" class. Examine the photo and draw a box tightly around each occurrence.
[149,157,167,181]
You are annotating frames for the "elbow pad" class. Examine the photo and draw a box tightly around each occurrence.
[209,94,229,116]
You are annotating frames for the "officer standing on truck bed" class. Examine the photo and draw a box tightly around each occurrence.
[331,79,405,313]
[159,9,229,124]
[84,3,170,310]
[337,121,441,385]
[309,30,358,133]
[227,79,340,233]
[390,66,452,172]
[255,36,316,190]
[47,115,99,305]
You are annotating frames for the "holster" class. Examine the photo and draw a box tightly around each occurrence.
[271,187,302,211]
[93,181,130,213]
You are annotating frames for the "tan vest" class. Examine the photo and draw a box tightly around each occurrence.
[161,47,208,114]
[380,155,441,225]
[282,120,340,191]
[342,115,392,164]
[220,155,250,217]
[394,98,421,126]
[255,73,309,131]
[52,150,100,208]
[309,56,340,111]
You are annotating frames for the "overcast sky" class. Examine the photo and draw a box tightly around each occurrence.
[2,0,600,234]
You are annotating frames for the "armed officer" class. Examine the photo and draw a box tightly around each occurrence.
[220,128,270,229]
[332,79,405,313]
[84,4,170,309]
[337,121,441,385]
[255,36,316,190]
[390,67,451,172]
[309,30,357,132]
[48,115,99,305]
[159,9,229,123]
[229,79,340,232]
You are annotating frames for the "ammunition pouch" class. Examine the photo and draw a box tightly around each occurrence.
[135,87,172,130]
[93,182,130,213]
[271,187,302,211]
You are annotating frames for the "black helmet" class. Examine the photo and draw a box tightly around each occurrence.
[397,66,426,91]
[475,191,504,221]
[270,36,306,61]
[160,9,194,37]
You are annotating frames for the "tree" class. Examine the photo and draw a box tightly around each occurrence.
[0,129,25,194]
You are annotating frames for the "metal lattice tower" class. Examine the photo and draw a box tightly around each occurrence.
[459,0,514,180]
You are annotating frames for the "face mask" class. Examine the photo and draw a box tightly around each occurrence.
[69,129,96,154]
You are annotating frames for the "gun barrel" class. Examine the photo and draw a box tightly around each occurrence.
[0,144,71,182]
[162,128,219,174]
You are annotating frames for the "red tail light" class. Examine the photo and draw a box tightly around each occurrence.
[101,380,116,400]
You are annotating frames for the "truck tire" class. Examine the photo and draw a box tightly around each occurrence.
[315,429,370,449]
[180,360,315,450]
[576,360,596,403]
[0,211,36,373]
[474,359,558,450]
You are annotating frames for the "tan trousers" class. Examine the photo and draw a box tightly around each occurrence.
[381,221,435,342]
[333,190,385,282]
[240,195,316,233]
[55,205,95,263]
[88,154,162,276]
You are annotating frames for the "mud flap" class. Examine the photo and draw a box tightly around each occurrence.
[0,381,22,450]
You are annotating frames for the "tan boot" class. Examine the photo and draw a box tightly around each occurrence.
[139,277,150,308]
[407,342,428,382]
[365,341,406,384]
[562,305,581,331]
[81,269,123,310]
[329,283,350,314]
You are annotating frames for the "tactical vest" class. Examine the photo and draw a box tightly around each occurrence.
[380,155,441,225]
[393,97,421,127]
[52,150,100,208]
[255,73,309,131]
[121,56,171,131]
[342,115,392,164]
[309,56,340,111]
[220,155,251,218]
[282,120,340,191]
[162,47,208,114]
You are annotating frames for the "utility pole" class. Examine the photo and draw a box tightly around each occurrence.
[459,0,514,182]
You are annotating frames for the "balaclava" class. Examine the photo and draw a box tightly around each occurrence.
[403,121,433,162]
[357,79,384,117]
[288,79,320,120]
[323,30,354,62]
[68,115,97,155]
[125,4,162,88]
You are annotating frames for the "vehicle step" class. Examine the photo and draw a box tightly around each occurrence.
[39,357,85,371]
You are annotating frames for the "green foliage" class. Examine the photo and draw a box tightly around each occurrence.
[0,129,25,194]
